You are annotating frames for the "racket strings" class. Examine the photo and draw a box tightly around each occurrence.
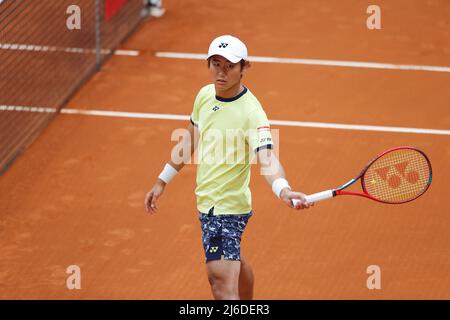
[363,149,431,203]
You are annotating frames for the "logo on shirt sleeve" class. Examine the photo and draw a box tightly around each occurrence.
[257,126,272,144]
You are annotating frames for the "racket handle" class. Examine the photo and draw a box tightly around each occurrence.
[292,190,335,206]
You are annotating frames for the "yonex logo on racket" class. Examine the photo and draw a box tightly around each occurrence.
[374,161,420,189]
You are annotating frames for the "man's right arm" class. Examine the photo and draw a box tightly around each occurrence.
[167,122,198,172]
[144,122,198,213]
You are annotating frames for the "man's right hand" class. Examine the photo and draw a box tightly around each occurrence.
[144,179,166,213]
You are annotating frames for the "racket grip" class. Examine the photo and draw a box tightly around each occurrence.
[292,190,335,206]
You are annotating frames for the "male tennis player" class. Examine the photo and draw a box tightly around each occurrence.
[145,35,312,300]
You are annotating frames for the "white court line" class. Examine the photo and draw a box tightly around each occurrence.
[0,43,139,56]
[155,52,450,73]
[114,49,140,56]
[61,108,188,121]
[0,105,57,113]
[2,106,449,136]
[61,108,450,136]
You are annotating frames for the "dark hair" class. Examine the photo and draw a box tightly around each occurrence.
[207,58,246,71]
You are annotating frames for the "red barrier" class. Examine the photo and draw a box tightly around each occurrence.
[105,0,129,21]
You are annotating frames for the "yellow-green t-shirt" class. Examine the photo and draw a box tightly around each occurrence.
[190,84,273,215]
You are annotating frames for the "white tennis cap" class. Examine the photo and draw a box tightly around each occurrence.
[207,35,248,63]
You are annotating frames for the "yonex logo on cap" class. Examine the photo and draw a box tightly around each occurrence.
[218,43,228,48]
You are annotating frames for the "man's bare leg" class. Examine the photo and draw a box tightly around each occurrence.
[206,258,241,300]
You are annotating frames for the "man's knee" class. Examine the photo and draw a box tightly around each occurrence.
[208,275,231,297]
[208,273,239,299]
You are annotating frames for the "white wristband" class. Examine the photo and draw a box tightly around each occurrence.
[158,163,178,184]
[272,178,291,198]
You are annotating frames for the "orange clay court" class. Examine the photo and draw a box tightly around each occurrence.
[1,0,450,299]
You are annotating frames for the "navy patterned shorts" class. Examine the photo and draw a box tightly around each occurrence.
[199,207,252,263]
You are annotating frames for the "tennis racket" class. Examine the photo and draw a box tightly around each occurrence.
[292,146,432,206]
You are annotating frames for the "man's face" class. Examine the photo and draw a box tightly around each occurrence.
[209,55,245,92]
